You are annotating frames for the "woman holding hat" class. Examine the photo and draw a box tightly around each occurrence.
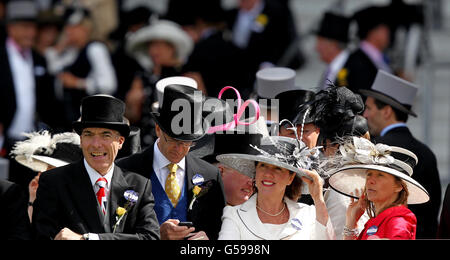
[327,137,430,240]
[217,136,335,240]
[10,130,83,221]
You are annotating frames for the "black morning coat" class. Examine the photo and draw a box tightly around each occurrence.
[32,160,160,240]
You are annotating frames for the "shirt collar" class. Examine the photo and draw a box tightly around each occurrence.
[380,123,407,136]
[84,159,114,188]
[360,41,383,64]
[153,138,186,171]
[6,37,31,60]
[329,49,350,75]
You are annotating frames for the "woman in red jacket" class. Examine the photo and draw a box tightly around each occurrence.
[327,137,430,240]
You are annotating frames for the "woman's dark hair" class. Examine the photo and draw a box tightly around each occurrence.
[254,162,303,201]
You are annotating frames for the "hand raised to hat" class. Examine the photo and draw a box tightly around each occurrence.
[301,169,328,226]
[345,189,367,230]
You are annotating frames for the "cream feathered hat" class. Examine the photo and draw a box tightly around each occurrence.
[327,136,429,204]
[10,131,83,172]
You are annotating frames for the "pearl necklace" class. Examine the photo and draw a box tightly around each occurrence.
[256,203,286,217]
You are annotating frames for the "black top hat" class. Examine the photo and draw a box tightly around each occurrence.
[316,12,351,43]
[72,95,131,137]
[202,96,234,130]
[201,132,263,164]
[353,5,394,39]
[117,126,142,159]
[151,84,208,141]
[276,90,315,126]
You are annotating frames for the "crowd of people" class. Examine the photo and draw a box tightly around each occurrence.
[0,0,449,240]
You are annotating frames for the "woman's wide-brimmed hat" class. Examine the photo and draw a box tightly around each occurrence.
[126,19,193,66]
[327,137,429,204]
[10,131,83,172]
[151,84,208,141]
[216,136,321,193]
[72,94,131,137]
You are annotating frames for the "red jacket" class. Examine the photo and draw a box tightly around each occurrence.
[358,205,417,240]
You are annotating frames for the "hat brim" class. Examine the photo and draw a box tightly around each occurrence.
[328,164,429,204]
[150,112,208,142]
[359,89,417,117]
[127,21,193,63]
[15,155,49,172]
[72,121,130,137]
[31,155,69,168]
[216,153,310,194]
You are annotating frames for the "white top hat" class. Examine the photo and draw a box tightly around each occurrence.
[359,70,418,117]
[155,76,198,108]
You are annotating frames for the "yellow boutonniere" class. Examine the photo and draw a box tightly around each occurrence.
[189,185,202,210]
[256,14,268,27]
[193,185,202,196]
[116,206,127,217]
[337,68,348,87]
[113,190,139,233]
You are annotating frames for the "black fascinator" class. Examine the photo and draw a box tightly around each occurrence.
[301,85,365,142]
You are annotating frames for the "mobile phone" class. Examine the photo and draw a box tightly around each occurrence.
[179,221,194,227]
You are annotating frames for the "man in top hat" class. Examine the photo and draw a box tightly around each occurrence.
[340,5,394,94]
[314,12,351,90]
[276,89,318,148]
[117,84,226,240]
[361,70,442,238]
[0,0,61,187]
[32,95,160,240]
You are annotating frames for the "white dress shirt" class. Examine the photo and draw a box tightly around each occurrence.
[6,37,36,140]
[232,1,265,49]
[84,159,114,190]
[152,139,186,191]
[83,159,114,240]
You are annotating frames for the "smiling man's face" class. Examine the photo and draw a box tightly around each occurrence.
[80,127,124,175]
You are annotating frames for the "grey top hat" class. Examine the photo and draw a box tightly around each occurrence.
[359,70,418,117]
[256,67,297,100]
[6,0,38,23]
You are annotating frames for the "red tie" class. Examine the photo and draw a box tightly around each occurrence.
[95,177,108,215]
